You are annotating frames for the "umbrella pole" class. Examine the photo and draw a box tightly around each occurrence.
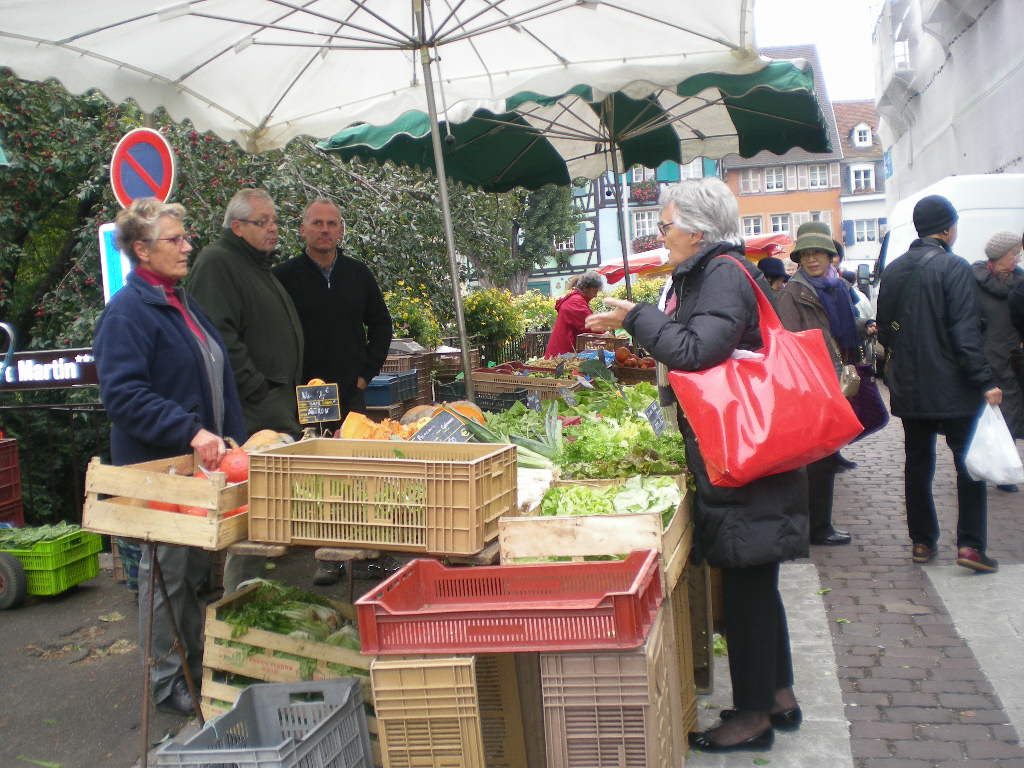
[608,147,634,302]
[416,19,475,399]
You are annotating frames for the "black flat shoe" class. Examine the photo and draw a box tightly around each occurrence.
[997,484,1019,493]
[810,531,851,546]
[720,706,802,731]
[689,726,774,752]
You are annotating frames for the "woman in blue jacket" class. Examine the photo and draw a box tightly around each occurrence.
[94,197,246,716]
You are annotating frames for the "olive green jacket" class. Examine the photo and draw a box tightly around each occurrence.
[188,230,304,437]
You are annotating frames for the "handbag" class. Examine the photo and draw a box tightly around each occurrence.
[839,363,861,398]
[668,255,864,487]
[848,363,889,441]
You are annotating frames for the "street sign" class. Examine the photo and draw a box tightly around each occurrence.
[109,128,176,208]
[98,222,132,303]
[0,348,97,391]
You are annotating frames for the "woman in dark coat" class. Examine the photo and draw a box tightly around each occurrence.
[972,231,1024,465]
[94,197,246,716]
[776,222,861,546]
[587,177,808,753]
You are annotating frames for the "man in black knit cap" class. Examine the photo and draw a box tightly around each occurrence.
[877,194,1003,572]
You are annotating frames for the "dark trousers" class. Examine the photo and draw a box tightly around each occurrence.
[722,562,793,712]
[806,454,837,541]
[902,417,987,551]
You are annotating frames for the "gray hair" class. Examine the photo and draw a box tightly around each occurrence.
[575,271,603,292]
[658,177,741,245]
[303,197,342,221]
[114,197,186,263]
[222,188,274,227]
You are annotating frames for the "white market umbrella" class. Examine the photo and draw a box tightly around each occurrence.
[0,0,768,393]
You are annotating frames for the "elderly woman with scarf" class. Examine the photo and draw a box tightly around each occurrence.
[776,221,861,546]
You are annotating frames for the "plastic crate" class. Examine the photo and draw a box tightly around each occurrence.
[371,657,486,768]
[0,438,19,471]
[382,353,432,403]
[247,439,517,556]
[0,527,103,571]
[540,604,683,768]
[25,552,100,596]
[365,370,418,406]
[433,348,482,383]
[0,498,24,528]
[155,679,373,768]
[435,381,527,412]
[471,371,580,401]
[574,334,631,353]
[356,549,663,654]
[611,364,657,384]
[476,653,529,768]
[0,464,21,505]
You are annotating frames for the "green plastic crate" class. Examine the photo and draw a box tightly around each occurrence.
[25,552,100,596]
[0,529,103,571]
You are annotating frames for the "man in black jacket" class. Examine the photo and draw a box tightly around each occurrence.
[275,198,393,586]
[274,199,393,420]
[877,195,1003,573]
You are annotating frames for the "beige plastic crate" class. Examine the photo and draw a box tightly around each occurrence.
[247,439,517,556]
[539,605,684,768]
[471,371,579,401]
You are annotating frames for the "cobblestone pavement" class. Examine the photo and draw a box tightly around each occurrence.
[813,396,1024,768]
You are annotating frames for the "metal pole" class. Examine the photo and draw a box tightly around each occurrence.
[141,542,157,768]
[415,2,475,399]
[608,145,634,302]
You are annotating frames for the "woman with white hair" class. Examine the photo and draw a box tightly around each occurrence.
[545,270,603,356]
[587,177,808,753]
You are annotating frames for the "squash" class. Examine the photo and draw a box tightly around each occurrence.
[243,429,286,451]
[435,400,486,425]
[218,446,250,483]
[340,412,377,440]
[400,405,436,426]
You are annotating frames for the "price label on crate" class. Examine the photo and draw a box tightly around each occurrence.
[526,390,542,412]
[295,383,341,425]
[410,410,474,442]
[644,400,668,436]
[558,387,578,406]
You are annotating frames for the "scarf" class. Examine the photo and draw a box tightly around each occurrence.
[806,271,859,349]
[135,268,207,343]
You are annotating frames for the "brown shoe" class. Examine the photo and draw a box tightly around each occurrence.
[912,542,936,563]
[956,547,998,573]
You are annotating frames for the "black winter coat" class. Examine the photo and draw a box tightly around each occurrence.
[273,251,392,399]
[1009,280,1024,340]
[877,237,994,419]
[971,261,1024,437]
[623,243,808,569]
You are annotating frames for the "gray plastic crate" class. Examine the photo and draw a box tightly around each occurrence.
[154,679,372,768]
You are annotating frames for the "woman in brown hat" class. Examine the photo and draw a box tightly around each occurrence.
[777,221,861,546]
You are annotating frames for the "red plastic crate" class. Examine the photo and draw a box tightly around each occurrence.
[0,439,19,471]
[0,498,24,528]
[356,550,662,654]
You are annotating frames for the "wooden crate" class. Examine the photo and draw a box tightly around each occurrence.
[574,334,630,353]
[498,485,693,591]
[82,455,248,551]
[669,566,699,734]
[472,371,580,401]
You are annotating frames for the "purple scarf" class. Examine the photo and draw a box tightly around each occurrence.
[807,272,859,349]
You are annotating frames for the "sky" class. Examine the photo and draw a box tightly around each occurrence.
[754,0,883,102]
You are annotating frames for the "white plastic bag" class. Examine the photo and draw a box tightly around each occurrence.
[965,405,1024,484]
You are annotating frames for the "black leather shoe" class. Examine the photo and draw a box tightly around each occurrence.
[156,677,194,716]
[811,531,852,546]
[997,484,1019,493]
[834,454,858,472]
[689,726,774,752]
[720,706,802,731]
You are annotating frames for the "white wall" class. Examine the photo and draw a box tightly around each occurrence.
[841,193,887,265]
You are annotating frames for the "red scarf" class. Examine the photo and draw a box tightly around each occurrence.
[135,268,207,343]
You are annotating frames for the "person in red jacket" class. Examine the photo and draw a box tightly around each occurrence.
[545,271,603,356]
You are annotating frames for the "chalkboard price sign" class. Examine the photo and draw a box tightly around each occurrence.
[526,390,542,412]
[296,383,341,425]
[558,387,578,406]
[644,400,668,436]
[410,410,474,442]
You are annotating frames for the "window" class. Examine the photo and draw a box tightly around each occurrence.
[770,214,790,234]
[680,158,704,180]
[853,123,872,147]
[764,167,785,192]
[632,209,659,238]
[739,169,759,194]
[810,210,832,227]
[553,234,576,252]
[742,216,763,237]
[631,165,656,183]
[854,219,879,243]
[808,164,829,189]
[851,164,875,192]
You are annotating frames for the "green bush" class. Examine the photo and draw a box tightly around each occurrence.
[463,288,526,346]
[385,280,442,348]
[512,290,556,331]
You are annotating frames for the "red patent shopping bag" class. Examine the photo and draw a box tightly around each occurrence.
[668,255,862,487]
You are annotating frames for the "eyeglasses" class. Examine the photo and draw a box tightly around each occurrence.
[152,235,190,248]
[238,217,278,229]
[657,221,675,237]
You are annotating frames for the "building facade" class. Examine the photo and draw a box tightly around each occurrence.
[833,100,886,267]
[873,0,1024,205]
[721,45,845,260]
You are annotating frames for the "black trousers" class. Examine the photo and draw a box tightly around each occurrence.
[721,561,793,712]
[806,454,837,541]
[902,416,987,551]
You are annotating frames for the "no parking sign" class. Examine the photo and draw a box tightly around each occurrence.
[109,128,176,207]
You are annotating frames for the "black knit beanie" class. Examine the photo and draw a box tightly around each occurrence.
[913,195,958,237]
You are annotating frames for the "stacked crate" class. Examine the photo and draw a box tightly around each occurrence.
[381,352,432,407]
[0,438,24,527]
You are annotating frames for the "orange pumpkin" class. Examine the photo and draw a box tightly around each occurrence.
[218,446,249,483]
[340,412,377,439]
[436,400,486,425]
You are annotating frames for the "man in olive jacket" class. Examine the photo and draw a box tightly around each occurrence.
[189,188,304,591]
[877,195,1002,573]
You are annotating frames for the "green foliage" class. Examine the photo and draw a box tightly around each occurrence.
[597,276,666,313]
[462,288,525,346]
[385,280,442,348]
[511,290,556,331]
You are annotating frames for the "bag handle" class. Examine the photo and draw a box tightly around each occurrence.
[715,253,783,343]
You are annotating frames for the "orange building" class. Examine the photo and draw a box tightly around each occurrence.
[722,45,844,261]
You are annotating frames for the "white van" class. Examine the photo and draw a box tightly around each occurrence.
[870,174,1024,290]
